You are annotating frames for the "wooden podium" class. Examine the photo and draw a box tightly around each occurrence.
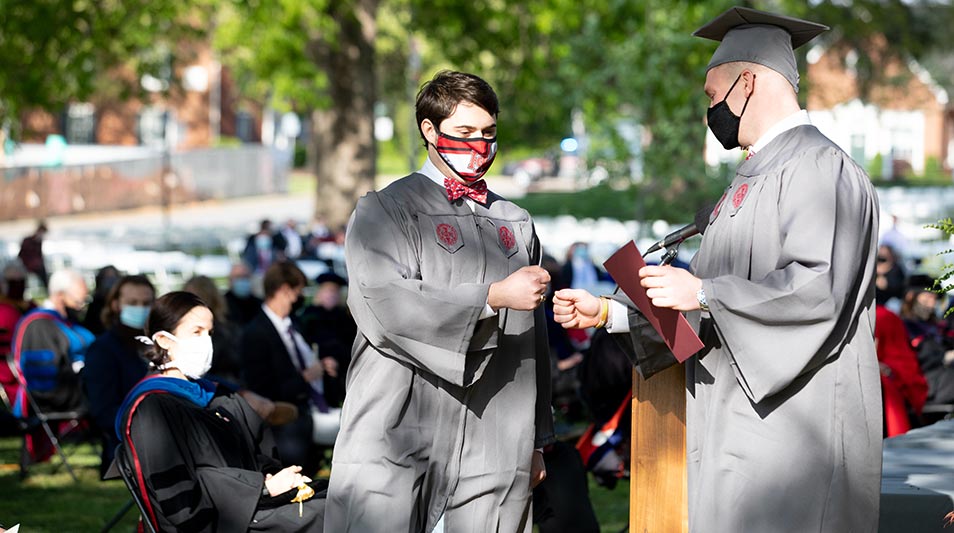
[600,240,695,532]
[630,364,688,533]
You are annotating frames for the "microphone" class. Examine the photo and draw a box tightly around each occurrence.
[644,203,713,256]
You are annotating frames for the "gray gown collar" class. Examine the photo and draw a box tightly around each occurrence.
[736,124,818,177]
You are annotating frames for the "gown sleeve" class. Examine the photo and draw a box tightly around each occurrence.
[606,290,681,379]
[345,191,494,387]
[529,227,556,448]
[127,395,264,532]
[702,147,878,403]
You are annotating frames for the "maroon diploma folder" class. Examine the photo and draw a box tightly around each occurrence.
[603,241,704,362]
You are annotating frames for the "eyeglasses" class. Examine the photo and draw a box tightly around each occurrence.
[877,256,888,264]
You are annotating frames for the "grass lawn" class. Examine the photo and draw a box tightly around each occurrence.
[0,437,139,531]
[0,435,629,532]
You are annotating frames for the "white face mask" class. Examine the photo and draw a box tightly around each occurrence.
[156,331,214,379]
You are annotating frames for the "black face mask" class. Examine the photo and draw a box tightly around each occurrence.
[707,73,751,150]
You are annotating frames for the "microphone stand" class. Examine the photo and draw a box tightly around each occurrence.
[643,241,682,266]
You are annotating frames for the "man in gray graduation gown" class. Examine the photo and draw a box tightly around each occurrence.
[326,71,555,533]
[553,8,881,532]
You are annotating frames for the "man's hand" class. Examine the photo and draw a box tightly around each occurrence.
[530,450,546,489]
[238,389,276,421]
[488,266,551,311]
[639,265,703,311]
[302,363,323,382]
[552,288,601,329]
[321,356,339,378]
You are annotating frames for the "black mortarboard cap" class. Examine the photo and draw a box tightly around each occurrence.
[316,271,348,287]
[907,274,937,294]
[694,7,828,92]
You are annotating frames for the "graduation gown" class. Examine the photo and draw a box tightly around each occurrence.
[120,381,324,532]
[326,172,555,533]
[616,125,882,532]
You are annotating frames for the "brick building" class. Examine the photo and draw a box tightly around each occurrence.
[20,42,262,150]
[805,38,953,180]
[704,37,954,182]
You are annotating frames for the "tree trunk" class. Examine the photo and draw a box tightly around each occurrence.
[311,0,379,231]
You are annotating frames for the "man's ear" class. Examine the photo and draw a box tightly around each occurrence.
[742,69,757,97]
[421,119,437,145]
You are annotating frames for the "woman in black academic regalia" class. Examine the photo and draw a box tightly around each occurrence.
[116,291,325,532]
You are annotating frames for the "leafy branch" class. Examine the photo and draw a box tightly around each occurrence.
[926,217,954,317]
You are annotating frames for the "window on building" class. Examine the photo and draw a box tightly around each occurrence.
[850,133,866,164]
[138,107,167,147]
[65,103,96,144]
[236,111,254,143]
[890,128,914,179]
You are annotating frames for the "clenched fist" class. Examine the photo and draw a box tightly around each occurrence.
[552,288,602,329]
[488,266,551,311]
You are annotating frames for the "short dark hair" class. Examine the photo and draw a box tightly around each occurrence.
[263,261,306,299]
[415,70,499,147]
[101,274,156,326]
[143,291,207,368]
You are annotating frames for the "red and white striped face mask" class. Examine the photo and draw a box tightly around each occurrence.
[435,132,497,183]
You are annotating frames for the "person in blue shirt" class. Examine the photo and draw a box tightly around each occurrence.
[83,274,154,477]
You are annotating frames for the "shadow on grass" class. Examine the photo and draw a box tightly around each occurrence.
[0,435,630,532]
[0,437,140,532]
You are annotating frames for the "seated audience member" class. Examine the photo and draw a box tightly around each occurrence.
[280,219,304,260]
[901,276,954,407]
[541,254,585,421]
[876,244,906,312]
[83,265,121,336]
[0,260,35,314]
[183,275,243,387]
[182,276,300,427]
[242,262,339,475]
[560,242,611,291]
[84,275,154,476]
[1,261,33,359]
[14,269,94,414]
[874,304,928,436]
[243,219,285,275]
[117,291,324,532]
[297,271,353,407]
[1,262,30,426]
[225,263,263,327]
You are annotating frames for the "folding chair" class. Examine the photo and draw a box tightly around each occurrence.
[922,403,954,425]
[107,443,159,533]
[4,356,86,482]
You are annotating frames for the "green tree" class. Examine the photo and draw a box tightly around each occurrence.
[215,0,379,229]
[0,1,207,141]
[408,1,732,222]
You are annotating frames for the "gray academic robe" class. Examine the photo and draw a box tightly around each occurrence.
[325,173,555,533]
[615,125,882,532]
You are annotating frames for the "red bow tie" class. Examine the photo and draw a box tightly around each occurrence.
[444,178,488,204]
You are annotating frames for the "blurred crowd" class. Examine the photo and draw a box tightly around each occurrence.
[874,239,954,437]
[0,218,354,481]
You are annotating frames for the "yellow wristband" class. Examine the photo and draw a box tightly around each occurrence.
[595,297,609,329]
